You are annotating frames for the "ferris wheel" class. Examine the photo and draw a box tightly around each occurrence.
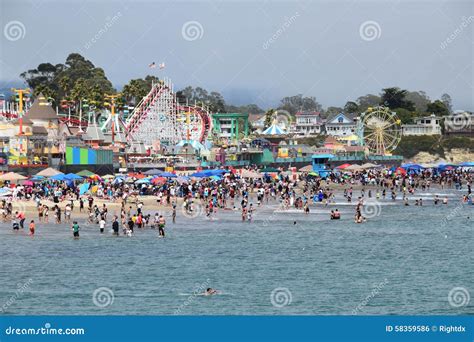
[358,106,402,155]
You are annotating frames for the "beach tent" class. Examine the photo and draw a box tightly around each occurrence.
[36,167,62,177]
[0,172,27,181]
[144,169,163,176]
[299,165,313,172]
[77,169,95,177]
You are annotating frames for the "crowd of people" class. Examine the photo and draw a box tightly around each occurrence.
[0,166,472,237]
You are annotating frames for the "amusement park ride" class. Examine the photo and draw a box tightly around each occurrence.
[125,78,211,146]
[0,78,212,150]
[357,106,402,155]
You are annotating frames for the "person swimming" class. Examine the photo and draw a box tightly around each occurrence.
[204,288,218,296]
[330,209,341,220]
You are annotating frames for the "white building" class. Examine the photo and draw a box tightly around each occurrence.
[292,111,324,137]
[402,114,442,136]
[325,112,358,137]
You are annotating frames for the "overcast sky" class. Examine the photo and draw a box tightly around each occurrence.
[1,0,473,110]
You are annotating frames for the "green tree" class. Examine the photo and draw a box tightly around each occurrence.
[380,87,415,111]
[440,93,453,114]
[356,94,381,112]
[344,101,359,113]
[393,107,416,124]
[427,100,449,116]
[264,109,275,128]
[405,91,430,112]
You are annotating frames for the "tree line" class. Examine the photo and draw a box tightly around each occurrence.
[19,53,453,124]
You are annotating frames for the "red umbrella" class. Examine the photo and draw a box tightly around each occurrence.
[23,180,34,186]
[152,177,166,185]
[336,163,351,169]
[395,167,407,175]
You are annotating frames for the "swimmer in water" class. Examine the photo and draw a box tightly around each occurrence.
[204,288,218,296]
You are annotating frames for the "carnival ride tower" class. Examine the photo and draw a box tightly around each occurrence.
[125,78,211,148]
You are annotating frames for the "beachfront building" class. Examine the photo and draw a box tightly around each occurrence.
[325,112,358,137]
[292,111,324,137]
[402,114,442,136]
[211,113,249,143]
[444,110,474,136]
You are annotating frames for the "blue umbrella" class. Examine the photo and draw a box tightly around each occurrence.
[50,174,67,181]
[64,173,83,181]
[135,178,151,184]
[159,172,177,178]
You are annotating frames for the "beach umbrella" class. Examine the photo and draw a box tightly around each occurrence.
[135,178,151,184]
[0,188,12,197]
[336,163,351,169]
[160,172,177,178]
[64,173,83,181]
[344,164,364,171]
[308,171,319,177]
[79,182,90,195]
[152,177,166,185]
[76,169,95,177]
[210,175,221,181]
[459,162,474,167]
[23,180,34,186]
[144,169,163,176]
[299,165,313,172]
[50,173,67,181]
[0,172,27,181]
[102,174,115,179]
[36,167,62,177]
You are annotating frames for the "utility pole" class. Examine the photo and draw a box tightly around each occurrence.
[105,94,121,144]
[11,88,30,135]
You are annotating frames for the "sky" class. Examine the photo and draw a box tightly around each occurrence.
[1,0,473,111]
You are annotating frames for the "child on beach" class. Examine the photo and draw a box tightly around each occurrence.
[29,220,35,235]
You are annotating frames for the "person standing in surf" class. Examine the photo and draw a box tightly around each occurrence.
[158,215,166,237]
[72,221,80,238]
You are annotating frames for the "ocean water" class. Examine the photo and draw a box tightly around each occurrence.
[0,192,472,315]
